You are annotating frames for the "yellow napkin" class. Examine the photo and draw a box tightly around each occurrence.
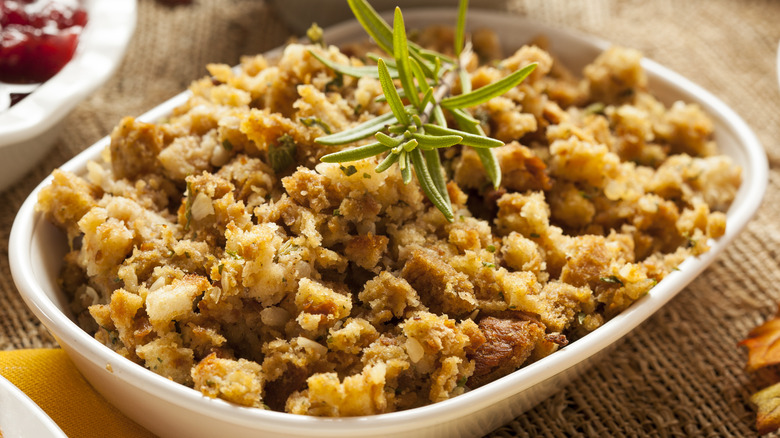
[0,348,157,438]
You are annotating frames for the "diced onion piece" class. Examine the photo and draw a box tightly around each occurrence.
[297,337,328,355]
[149,276,167,292]
[191,192,215,221]
[406,337,424,363]
[260,306,290,327]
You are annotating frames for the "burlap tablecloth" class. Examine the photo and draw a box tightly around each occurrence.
[1,0,779,436]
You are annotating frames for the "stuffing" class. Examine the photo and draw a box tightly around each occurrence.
[35,30,740,417]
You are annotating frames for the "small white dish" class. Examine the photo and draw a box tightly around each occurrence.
[0,374,67,438]
[0,0,137,192]
[8,9,768,438]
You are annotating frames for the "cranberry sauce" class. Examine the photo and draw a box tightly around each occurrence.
[0,0,88,84]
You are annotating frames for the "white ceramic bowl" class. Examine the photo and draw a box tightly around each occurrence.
[271,0,506,33]
[0,0,136,191]
[8,9,767,438]
[0,375,67,438]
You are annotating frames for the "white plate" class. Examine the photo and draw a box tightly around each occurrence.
[0,374,67,438]
[8,9,768,438]
[0,0,136,191]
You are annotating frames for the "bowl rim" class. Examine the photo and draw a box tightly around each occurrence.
[0,374,68,438]
[8,7,768,436]
[0,0,137,146]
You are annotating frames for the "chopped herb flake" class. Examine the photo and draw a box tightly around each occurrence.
[268,134,297,173]
[226,250,243,260]
[326,73,344,91]
[584,102,606,116]
[339,164,358,176]
[184,181,194,230]
[299,116,332,134]
[600,275,624,286]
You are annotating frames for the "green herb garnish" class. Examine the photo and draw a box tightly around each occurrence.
[268,134,297,173]
[600,275,624,286]
[300,116,332,134]
[339,164,358,176]
[311,0,537,221]
[306,22,325,46]
[184,181,194,231]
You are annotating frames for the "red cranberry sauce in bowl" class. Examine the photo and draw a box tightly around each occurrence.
[0,0,88,91]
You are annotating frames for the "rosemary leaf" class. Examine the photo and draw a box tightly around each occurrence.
[459,68,472,94]
[421,88,434,108]
[400,152,412,183]
[388,125,407,135]
[368,52,396,68]
[432,105,447,127]
[347,0,394,55]
[375,132,403,148]
[410,148,454,221]
[393,8,420,108]
[309,50,396,79]
[401,141,413,152]
[400,138,418,152]
[374,86,407,103]
[410,57,432,95]
[315,111,396,145]
[375,151,399,173]
[413,132,462,149]
[423,148,451,206]
[347,0,431,70]
[375,51,438,79]
[378,58,410,126]
[475,146,502,188]
[454,120,502,187]
[417,48,455,66]
[320,141,389,163]
[441,62,538,109]
[449,107,480,129]
[422,123,503,148]
[454,0,469,56]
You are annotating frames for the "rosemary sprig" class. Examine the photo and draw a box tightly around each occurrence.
[311,0,537,221]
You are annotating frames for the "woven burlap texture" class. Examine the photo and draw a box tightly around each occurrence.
[1,0,778,436]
